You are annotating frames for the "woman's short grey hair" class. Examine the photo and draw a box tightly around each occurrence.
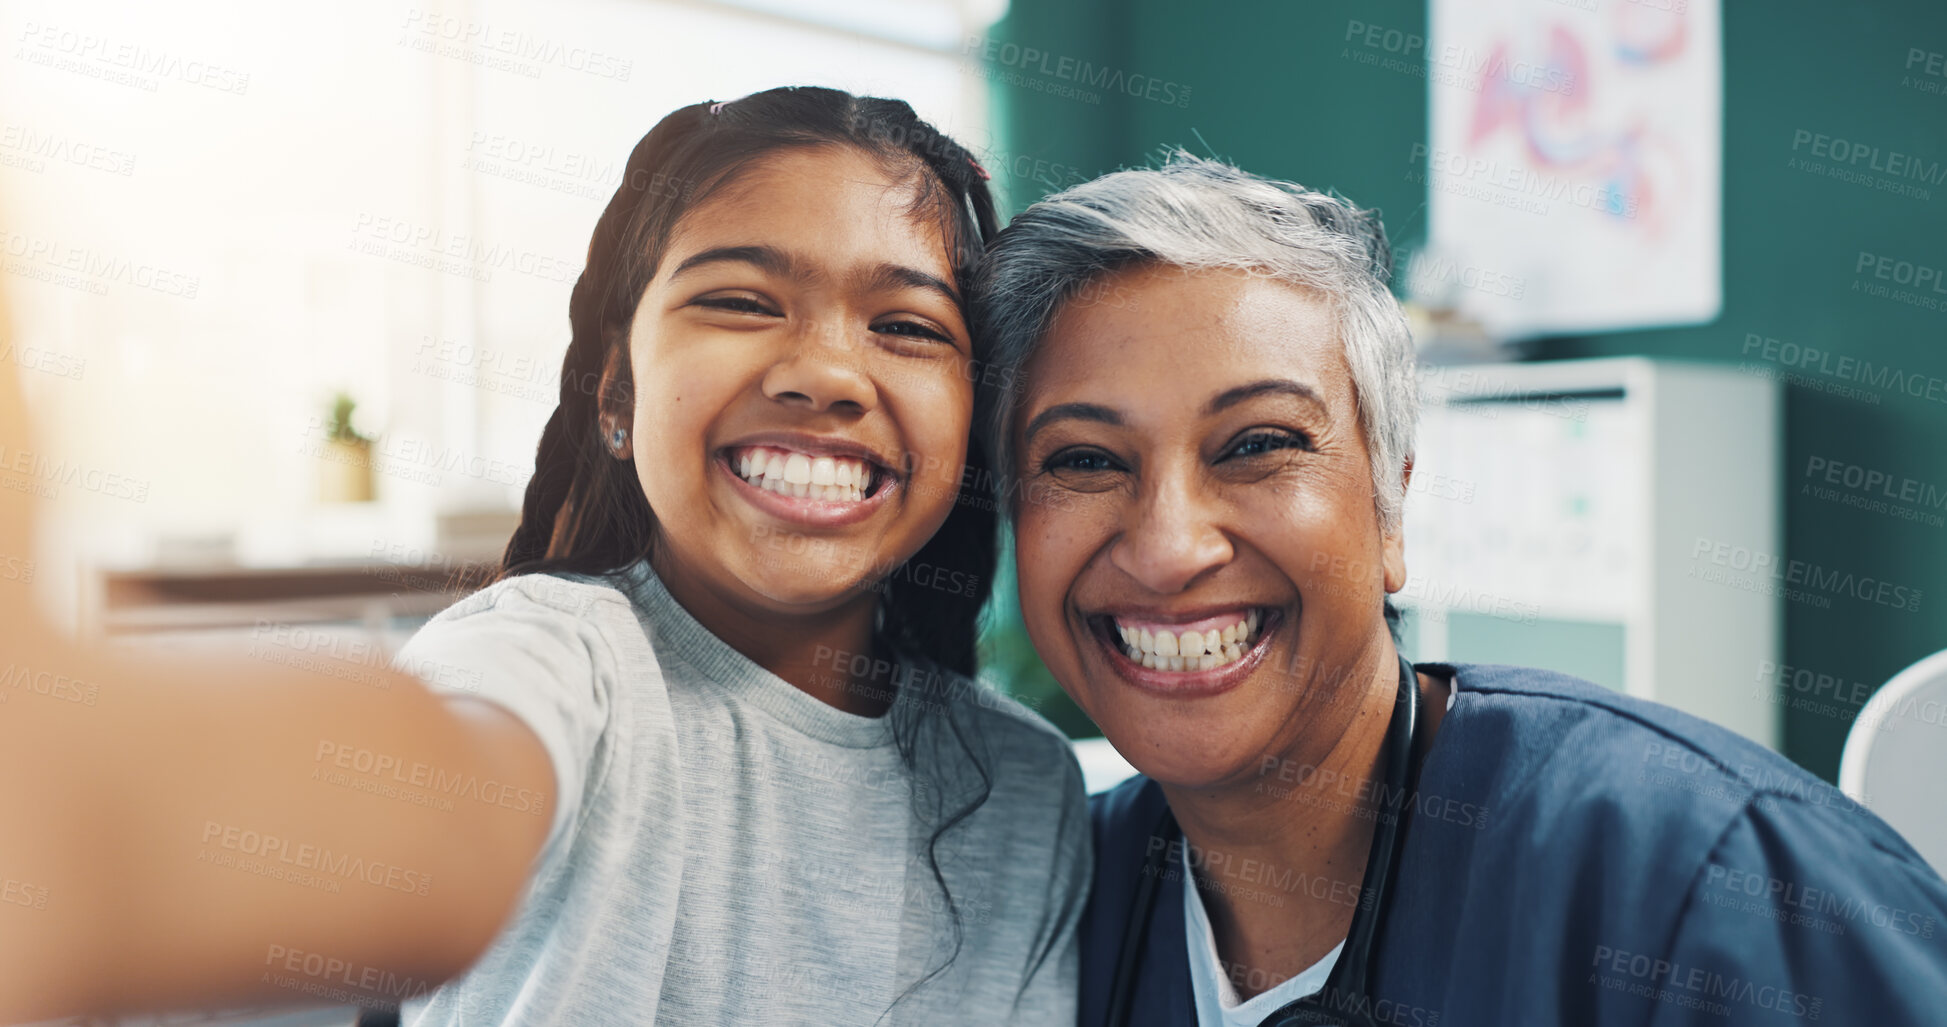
[973,153,1419,534]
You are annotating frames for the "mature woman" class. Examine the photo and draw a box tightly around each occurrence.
[971,155,1947,1027]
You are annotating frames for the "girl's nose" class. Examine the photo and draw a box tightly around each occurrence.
[760,323,877,415]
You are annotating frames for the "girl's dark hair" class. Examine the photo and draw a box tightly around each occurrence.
[499,86,1002,1007]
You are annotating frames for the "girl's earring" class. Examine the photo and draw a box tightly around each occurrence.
[609,427,628,453]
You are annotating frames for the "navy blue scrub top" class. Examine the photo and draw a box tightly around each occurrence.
[1080,663,1947,1027]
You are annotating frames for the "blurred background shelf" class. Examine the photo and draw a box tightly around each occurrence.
[88,560,497,636]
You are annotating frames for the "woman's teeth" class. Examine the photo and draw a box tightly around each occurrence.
[1115,610,1262,672]
[733,446,873,502]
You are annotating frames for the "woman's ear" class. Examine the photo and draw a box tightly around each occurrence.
[1382,457,1412,594]
[596,342,635,461]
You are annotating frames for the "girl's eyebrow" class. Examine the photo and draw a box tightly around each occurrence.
[861,262,961,308]
[668,244,795,281]
[669,243,961,308]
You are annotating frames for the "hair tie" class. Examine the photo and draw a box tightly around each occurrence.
[966,156,990,181]
[708,101,727,115]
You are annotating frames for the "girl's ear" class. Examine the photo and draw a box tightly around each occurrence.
[596,339,635,461]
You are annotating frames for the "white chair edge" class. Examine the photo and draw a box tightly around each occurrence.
[1838,646,1947,802]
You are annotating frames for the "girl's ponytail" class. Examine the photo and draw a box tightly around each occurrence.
[500,105,711,577]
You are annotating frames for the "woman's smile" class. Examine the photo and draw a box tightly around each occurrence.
[1082,605,1286,697]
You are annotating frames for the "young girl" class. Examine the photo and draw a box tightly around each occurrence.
[0,87,1088,1026]
[395,85,1090,1025]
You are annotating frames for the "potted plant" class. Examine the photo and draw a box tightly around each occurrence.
[318,391,376,503]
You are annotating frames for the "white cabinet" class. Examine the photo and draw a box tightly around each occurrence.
[1402,358,1782,749]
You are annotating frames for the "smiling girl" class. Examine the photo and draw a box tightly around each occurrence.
[392,85,1090,1026]
[0,87,1088,1026]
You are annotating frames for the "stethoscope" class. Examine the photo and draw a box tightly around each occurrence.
[1106,655,1424,1027]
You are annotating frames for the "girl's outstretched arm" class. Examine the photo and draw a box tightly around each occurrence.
[0,353,555,1022]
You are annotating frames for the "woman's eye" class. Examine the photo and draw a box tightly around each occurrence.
[1038,447,1127,494]
[693,295,778,315]
[1224,430,1311,460]
[1042,448,1121,474]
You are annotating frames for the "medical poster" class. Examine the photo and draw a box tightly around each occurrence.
[1425,0,1722,338]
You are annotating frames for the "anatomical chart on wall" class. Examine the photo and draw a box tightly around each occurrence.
[1422,0,1722,339]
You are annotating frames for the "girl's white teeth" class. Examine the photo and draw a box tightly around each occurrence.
[1115,611,1262,672]
[734,446,871,502]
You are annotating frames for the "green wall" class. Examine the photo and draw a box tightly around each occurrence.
[977,0,1947,781]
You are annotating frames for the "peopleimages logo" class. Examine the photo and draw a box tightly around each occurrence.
[1790,130,1947,185]
[348,213,581,286]
[1739,331,1947,406]
[313,740,546,816]
[0,340,85,381]
[1346,19,1576,95]
[0,230,200,299]
[1703,863,1937,939]
[1802,455,1947,528]
[199,821,432,896]
[0,124,136,177]
[0,443,151,502]
[1853,251,1947,313]
[1590,945,1821,1021]
[1404,250,1527,300]
[14,21,250,95]
[961,37,1192,108]
[1856,251,1947,293]
[1903,47,1947,95]
[263,945,436,1007]
[1408,143,1638,219]
[1688,537,1923,613]
[398,9,632,81]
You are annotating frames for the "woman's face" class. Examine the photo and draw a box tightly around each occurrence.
[1012,264,1407,788]
[626,146,972,617]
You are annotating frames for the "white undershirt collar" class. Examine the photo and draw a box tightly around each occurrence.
[1182,848,1345,1027]
[1179,668,1455,1024]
